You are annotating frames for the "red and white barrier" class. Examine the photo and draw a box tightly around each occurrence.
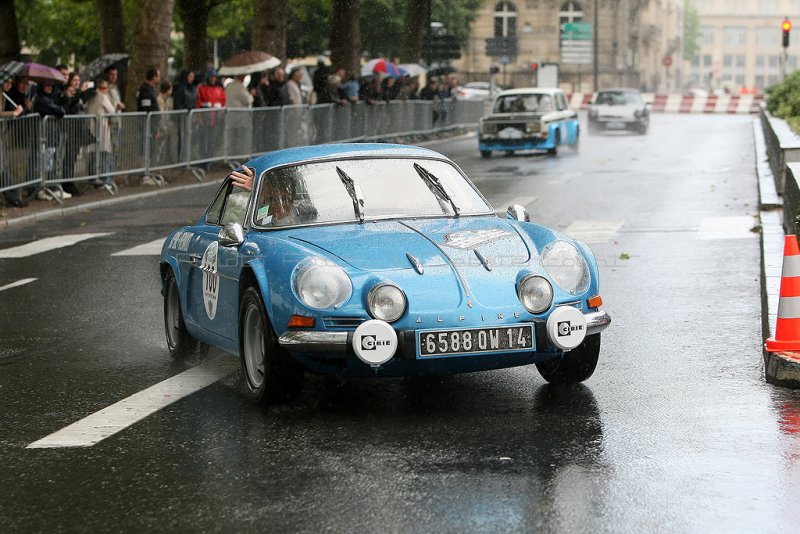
[567,93,764,114]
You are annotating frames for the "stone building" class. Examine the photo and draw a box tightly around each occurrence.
[686,0,800,93]
[455,0,684,93]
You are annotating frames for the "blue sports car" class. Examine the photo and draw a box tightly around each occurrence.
[160,143,610,404]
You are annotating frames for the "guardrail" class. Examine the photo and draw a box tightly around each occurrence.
[0,99,486,200]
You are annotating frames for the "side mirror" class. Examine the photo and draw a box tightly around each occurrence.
[218,222,245,247]
[506,204,530,222]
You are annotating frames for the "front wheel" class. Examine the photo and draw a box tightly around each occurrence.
[480,150,492,159]
[536,334,600,384]
[239,286,304,405]
[164,269,204,359]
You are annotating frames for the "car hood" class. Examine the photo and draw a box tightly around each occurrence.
[287,217,532,272]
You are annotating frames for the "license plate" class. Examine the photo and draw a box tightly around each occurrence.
[418,324,535,357]
[605,121,625,129]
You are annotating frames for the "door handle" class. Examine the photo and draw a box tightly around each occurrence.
[189,254,202,266]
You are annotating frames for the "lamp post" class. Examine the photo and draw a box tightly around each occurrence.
[593,0,599,91]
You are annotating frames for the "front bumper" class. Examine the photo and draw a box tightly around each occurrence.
[278,309,611,357]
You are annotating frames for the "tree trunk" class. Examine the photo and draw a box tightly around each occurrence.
[330,0,361,75]
[0,0,21,64]
[253,0,287,60]
[95,0,126,54]
[399,0,428,64]
[178,0,212,72]
[125,0,175,110]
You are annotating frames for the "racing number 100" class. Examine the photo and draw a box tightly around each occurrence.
[205,273,217,293]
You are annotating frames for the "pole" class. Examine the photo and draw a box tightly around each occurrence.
[593,0,599,92]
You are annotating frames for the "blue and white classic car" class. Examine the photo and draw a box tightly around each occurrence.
[478,88,579,157]
[160,144,610,404]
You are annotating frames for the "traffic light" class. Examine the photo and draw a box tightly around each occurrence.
[783,18,792,48]
[531,62,538,72]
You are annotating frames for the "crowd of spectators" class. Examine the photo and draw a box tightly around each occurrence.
[1,58,461,207]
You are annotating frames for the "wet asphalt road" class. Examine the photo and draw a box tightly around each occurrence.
[2,114,800,532]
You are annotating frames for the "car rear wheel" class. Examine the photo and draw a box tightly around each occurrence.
[164,269,204,359]
[239,286,304,405]
[480,150,492,159]
[536,334,600,384]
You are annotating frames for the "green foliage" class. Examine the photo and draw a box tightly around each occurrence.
[287,0,331,58]
[683,0,700,61]
[360,0,404,59]
[766,70,800,118]
[432,0,483,45]
[17,0,101,66]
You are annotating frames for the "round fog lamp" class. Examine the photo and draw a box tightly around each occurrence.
[368,284,407,323]
[517,275,554,314]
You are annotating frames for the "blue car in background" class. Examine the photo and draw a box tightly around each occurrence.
[160,143,610,405]
[478,88,580,157]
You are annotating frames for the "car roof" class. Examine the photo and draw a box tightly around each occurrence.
[246,143,449,170]
[495,87,563,97]
[596,88,641,94]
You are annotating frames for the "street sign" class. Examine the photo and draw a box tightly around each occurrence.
[560,23,593,65]
[499,55,511,65]
[486,37,518,58]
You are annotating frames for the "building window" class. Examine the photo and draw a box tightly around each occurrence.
[703,54,712,67]
[769,55,780,68]
[756,55,765,68]
[559,1,584,26]
[755,74,765,87]
[736,55,745,68]
[700,26,714,45]
[756,27,779,47]
[692,56,700,67]
[735,74,745,85]
[494,2,517,38]
[723,54,732,68]
[723,26,747,47]
[768,74,779,86]
[789,56,799,69]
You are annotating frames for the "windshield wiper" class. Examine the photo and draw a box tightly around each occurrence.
[336,166,365,223]
[413,163,460,217]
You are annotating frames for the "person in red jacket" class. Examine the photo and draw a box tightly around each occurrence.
[195,69,226,164]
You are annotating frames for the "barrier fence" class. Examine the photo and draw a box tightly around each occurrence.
[0,99,485,198]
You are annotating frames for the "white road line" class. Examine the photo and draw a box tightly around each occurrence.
[0,278,37,292]
[0,233,113,258]
[27,356,239,449]
[111,238,166,256]
[696,216,758,240]
[564,220,625,244]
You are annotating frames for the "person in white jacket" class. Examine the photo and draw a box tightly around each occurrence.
[225,74,254,157]
[86,80,116,189]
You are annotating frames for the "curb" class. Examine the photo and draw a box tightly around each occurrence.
[0,179,222,230]
[756,116,800,387]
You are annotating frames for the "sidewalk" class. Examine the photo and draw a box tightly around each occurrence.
[755,116,800,387]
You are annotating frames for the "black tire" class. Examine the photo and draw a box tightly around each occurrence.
[638,121,649,135]
[239,286,304,405]
[164,269,203,359]
[505,150,515,156]
[480,150,492,159]
[547,130,560,156]
[536,334,601,384]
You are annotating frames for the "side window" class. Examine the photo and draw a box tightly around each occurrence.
[220,189,251,226]
[205,182,230,225]
[556,94,567,111]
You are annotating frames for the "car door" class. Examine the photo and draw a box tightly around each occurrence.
[187,179,251,340]
[555,92,579,144]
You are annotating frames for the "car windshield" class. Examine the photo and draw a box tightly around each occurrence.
[252,158,492,228]
[595,91,642,105]
[493,93,553,113]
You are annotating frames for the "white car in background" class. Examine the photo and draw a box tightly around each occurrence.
[453,81,503,101]
[587,88,650,134]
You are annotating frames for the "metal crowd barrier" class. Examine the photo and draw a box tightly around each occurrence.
[1,99,483,199]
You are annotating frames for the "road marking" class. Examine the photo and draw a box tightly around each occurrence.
[696,216,758,240]
[0,278,37,292]
[564,220,625,243]
[0,233,113,258]
[27,356,239,449]
[111,238,166,256]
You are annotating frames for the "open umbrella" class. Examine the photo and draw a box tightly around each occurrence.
[21,63,66,84]
[362,59,403,78]
[427,66,457,78]
[0,61,24,85]
[398,63,427,77]
[219,51,281,75]
[81,53,129,82]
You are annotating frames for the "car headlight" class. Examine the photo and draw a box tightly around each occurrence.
[482,122,497,134]
[293,258,352,310]
[367,283,407,322]
[517,275,553,314]
[541,241,591,295]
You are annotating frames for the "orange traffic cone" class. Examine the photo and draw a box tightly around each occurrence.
[766,234,800,352]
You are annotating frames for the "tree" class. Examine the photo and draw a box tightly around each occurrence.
[125,0,175,109]
[0,0,21,64]
[253,0,288,59]
[683,0,700,61]
[399,0,428,63]
[287,0,331,58]
[177,0,220,71]
[96,0,126,54]
[330,0,361,74]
